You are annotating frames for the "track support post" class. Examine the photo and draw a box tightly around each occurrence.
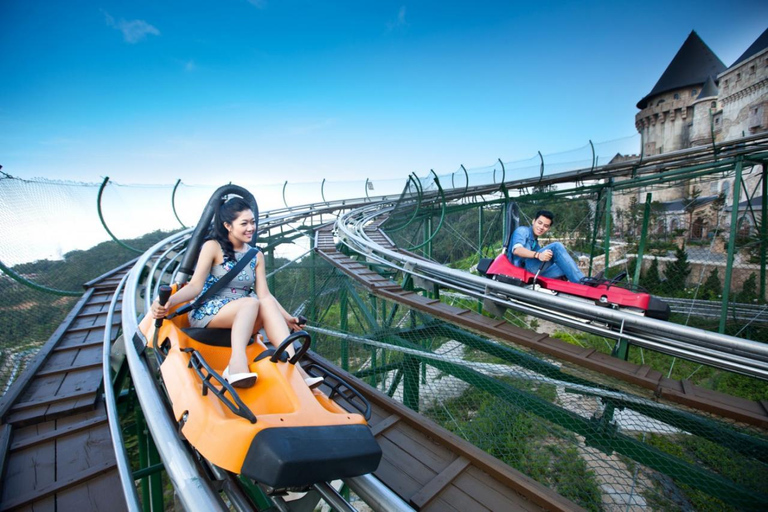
[720,157,744,333]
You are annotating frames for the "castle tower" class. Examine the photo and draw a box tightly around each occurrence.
[689,75,720,147]
[635,31,726,155]
[717,27,768,140]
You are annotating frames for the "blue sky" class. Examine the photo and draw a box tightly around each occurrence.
[1,1,766,186]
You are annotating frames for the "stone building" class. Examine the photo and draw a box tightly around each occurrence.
[614,28,767,240]
[634,31,726,158]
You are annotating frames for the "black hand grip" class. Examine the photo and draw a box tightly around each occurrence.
[155,285,172,328]
[271,331,311,364]
[290,315,308,332]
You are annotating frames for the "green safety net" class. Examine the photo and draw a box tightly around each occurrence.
[275,255,768,511]
[2,134,767,510]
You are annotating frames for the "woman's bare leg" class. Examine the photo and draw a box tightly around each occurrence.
[208,297,260,374]
[257,296,291,351]
[258,295,315,380]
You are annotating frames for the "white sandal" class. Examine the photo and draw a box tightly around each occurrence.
[222,366,258,388]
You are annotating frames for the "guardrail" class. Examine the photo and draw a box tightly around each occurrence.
[114,212,415,511]
[334,203,768,380]
[667,298,768,323]
[120,231,227,512]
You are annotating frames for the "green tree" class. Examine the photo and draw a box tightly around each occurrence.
[700,268,722,301]
[682,186,702,240]
[739,273,758,303]
[642,257,662,292]
[663,245,692,293]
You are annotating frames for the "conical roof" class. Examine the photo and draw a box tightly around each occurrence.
[696,75,719,100]
[728,27,768,69]
[637,31,726,109]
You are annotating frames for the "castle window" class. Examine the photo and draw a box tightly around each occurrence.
[673,93,680,100]
[713,111,723,133]
[656,99,665,106]
[691,89,698,97]
[736,72,741,81]
[750,65,756,75]
[711,101,717,109]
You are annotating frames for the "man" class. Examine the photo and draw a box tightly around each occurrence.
[508,210,585,283]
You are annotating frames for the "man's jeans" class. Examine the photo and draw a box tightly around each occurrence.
[523,242,585,283]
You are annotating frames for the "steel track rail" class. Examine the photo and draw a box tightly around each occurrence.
[121,233,227,511]
[118,229,413,511]
[334,203,768,380]
[110,132,768,505]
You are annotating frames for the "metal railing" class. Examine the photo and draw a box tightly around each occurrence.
[335,202,768,380]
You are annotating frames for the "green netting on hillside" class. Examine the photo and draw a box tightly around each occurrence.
[0,175,181,392]
[0,174,315,393]
[273,256,768,511]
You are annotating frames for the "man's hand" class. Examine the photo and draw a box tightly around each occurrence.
[537,249,553,262]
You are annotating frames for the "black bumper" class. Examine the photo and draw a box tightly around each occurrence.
[646,296,671,321]
[242,424,382,488]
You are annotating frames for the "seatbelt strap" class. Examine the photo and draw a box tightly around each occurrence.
[170,247,258,319]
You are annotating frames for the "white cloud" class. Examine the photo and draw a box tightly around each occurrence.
[387,6,408,31]
[103,10,160,43]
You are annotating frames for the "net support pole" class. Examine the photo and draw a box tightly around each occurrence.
[588,190,603,277]
[478,204,484,260]
[321,178,327,204]
[171,179,187,228]
[633,193,653,286]
[603,182,613,273]
[267,247,276,294]
[340,281,349,371]
[424,215,433,262]
[720,157,743,333]
[97,177,142,254]
[403,355,420,413]
[760,162,767,301]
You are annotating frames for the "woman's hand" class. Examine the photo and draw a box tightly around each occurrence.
[150,297,170,319]
[286,315,307,332]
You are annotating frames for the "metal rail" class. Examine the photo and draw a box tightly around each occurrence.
[334,203,768,380]
[109,133,768,506]
[117,228,414,511]
[667,298,768,323]
[102,272,142,512]
[121,233,227,512]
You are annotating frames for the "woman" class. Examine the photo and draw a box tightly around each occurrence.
[150,197,321,389]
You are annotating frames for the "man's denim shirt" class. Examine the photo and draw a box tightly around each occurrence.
[508,226,540,267]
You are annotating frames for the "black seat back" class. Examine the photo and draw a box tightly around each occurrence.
[502,201,520,252]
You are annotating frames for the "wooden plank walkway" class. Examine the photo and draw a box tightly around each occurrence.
[0,263,132,512]
[315,223,768,430]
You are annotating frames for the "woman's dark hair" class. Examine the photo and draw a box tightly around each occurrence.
[211,197,253,262]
